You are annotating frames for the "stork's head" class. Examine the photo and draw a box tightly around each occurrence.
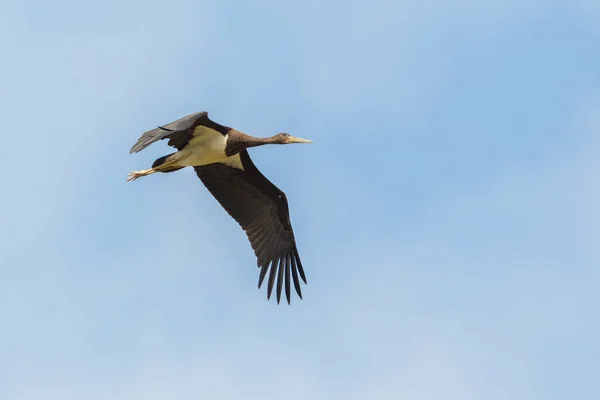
[272,132,313,144]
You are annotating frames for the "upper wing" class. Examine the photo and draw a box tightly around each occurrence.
[193,150,307,304]
[129,111,232,153]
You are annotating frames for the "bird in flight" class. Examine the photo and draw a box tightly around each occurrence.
[127,111,312,304]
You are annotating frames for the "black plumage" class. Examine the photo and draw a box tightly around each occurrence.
[127,111,312,304]
[194,151,306,303]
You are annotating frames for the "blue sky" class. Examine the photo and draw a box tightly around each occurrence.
[1,0,599,398]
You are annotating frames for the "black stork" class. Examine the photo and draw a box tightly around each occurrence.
[127,111,312,304]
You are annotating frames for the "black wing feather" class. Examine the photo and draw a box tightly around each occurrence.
[129,111,232,153]
[193,150,306,304]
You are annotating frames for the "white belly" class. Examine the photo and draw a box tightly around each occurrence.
[176,126,243,170]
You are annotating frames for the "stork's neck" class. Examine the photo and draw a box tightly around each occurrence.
[225,129,275,156]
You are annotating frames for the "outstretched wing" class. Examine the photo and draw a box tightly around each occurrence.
[194,150,307,304]
[129,111,232,153]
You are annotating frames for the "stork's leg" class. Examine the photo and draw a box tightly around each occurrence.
[126,168,156,182]
[127,152,184,182]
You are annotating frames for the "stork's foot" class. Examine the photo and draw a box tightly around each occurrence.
[126,169,154,182]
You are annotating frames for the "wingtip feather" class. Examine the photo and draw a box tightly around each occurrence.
[276,258,285,303]
[294,250,307,284]
[266,260,278,300]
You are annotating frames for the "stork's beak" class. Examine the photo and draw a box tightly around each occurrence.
[287,136,313,144]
